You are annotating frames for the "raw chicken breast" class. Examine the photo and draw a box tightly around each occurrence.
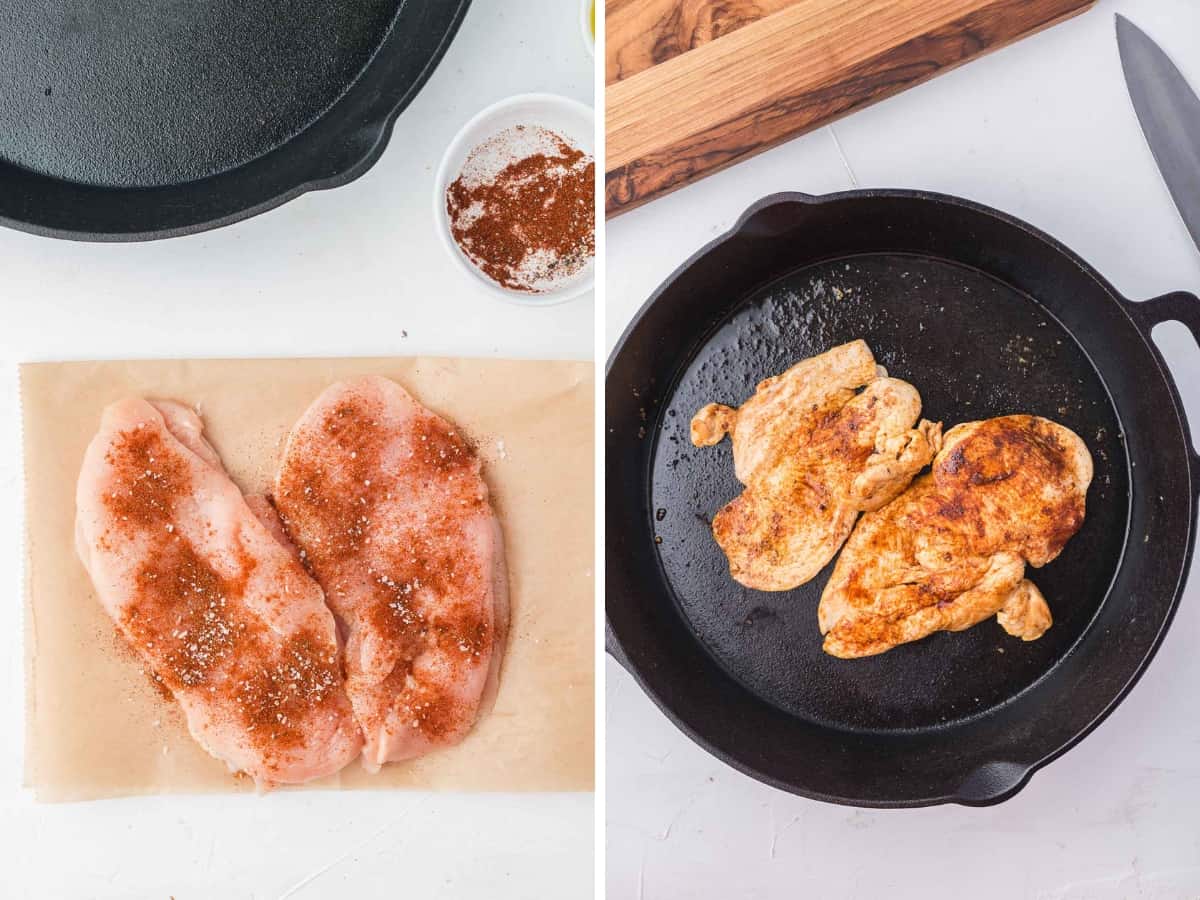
[75,399,363,787]
[273,377,507,770]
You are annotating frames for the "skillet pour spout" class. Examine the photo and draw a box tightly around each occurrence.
[606,189,1199,807]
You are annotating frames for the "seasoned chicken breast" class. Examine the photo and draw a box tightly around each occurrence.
[75,398,363,787]
[273,377,508,771]
[691,340,941,590]
[819,414,1093,658]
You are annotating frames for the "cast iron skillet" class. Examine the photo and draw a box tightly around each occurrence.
[0,0,470,241]
[606,190,1199,808]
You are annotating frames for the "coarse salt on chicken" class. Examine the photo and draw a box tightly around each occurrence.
[272,376,508,771]
[75,398,362,787]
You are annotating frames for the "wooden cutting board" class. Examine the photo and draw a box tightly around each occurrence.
[606,0,1095,215]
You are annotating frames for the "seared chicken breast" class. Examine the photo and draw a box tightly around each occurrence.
[819,415,1092,658]
[691,340,941,591]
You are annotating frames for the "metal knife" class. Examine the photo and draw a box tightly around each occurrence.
[1117,13,1200,253]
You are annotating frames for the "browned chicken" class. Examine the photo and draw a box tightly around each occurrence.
[819,415,1093,658]
[691,340,941,591]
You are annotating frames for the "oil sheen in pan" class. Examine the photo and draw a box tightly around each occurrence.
[649,254,1130,732]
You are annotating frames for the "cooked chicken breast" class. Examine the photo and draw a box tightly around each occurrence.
[75,398,363,787]
[691,340,941,591]
[819,414,1093,658]
[273,376,508,771]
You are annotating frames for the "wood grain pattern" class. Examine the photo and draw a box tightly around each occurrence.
[606,0,1094,216]
[607,0,792,85]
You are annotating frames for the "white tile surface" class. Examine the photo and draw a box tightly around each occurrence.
[606,1,1200,897]
[0,0,594,897]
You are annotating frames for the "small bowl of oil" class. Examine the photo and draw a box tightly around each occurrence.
[580,0,594,57]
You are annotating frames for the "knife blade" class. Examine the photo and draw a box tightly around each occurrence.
[1117,14,1200,254]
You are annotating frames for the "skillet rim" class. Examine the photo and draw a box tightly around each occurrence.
[605,187,1198,807]
[0,0,473,242]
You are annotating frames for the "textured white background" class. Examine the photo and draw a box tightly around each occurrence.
[606,0,1200,897]
[0,0,594,897]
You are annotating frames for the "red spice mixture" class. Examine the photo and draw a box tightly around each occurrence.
[102,422,344,756]
[274,390,491,740]
[446,125,595,293]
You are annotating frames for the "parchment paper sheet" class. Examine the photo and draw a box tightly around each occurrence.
[21,357,594,801]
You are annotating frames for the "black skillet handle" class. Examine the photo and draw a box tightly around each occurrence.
[1126,290,1200,486]
[1129,290,1200,337]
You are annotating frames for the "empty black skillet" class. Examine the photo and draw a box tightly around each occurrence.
[606,190,1199,807]
[0,0,470,241]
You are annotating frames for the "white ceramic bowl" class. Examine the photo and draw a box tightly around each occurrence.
[434,93,596,306]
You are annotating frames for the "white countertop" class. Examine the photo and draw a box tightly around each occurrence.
[606,0,1200,897]
[0,0,594,897]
